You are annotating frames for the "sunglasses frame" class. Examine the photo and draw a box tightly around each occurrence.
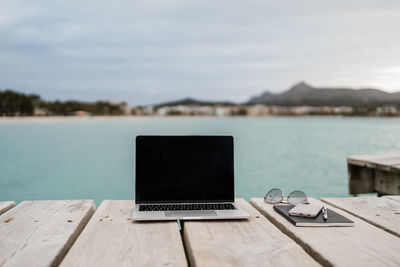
[264,188,308,205]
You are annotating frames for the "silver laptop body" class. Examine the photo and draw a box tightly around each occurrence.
[132,135,249,221]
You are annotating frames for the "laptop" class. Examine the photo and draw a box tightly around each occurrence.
[132,135,249,221]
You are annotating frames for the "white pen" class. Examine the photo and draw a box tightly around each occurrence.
[322,205,328,220]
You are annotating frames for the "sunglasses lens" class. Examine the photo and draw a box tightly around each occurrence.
[264,189,283,204]
[287,191,307,205]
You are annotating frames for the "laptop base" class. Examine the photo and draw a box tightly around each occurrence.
[132,202,249,221]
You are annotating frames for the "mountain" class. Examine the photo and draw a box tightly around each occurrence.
[248,81,400,107]
[155,97,235,107]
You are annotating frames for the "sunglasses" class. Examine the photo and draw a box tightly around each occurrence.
[264,188,308,205]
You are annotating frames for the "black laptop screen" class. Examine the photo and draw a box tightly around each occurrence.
[135,136,234,203]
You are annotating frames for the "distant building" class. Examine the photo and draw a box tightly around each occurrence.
[247,105,270,116]
[376,106,398,116]
[215,107,231,116]
[333,106,353,115]
[142,106,155,115]
[33,108,49,116]
[72,110,91,116]
[127,103,397,117]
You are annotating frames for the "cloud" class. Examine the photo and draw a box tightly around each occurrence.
[1,0,400,104]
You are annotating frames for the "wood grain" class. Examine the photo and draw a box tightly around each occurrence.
[60,200,187,267]
[251,197,400,267]
[0,200,95,267]
[347,152,400,172]
[183,198,318,267]
[321,196,400,237]
[384,195,400,202]
[0,202,15,216]
[374,170,400,195]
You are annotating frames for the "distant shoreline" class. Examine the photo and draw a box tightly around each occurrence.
[0,115,399,123]
[0,116,163,123]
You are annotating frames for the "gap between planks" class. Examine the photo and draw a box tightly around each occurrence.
[177,220,193,267]
[0,202,16,216]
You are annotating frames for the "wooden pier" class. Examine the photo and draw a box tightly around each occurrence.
[348,152,400,196]
[1,197,400,267]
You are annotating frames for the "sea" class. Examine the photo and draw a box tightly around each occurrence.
[1,116,399,206]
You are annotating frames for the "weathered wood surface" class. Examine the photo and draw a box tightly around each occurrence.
[251,197,400,267]
[321,196,400,237]
[0,200,95,267]
[183,198,318,267]
[348,152,400,171]
[384,195,400,202]
[373,170,400,195]
[348,152,400,195]
[0,201,16,215]
[60,200,187,267]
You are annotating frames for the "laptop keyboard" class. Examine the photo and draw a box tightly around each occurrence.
[139,203,236,211]
[165,211,217,217]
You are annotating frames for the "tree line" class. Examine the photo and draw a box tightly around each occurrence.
[0,89,126,116]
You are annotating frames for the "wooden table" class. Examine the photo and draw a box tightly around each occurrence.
[1,197,400,267]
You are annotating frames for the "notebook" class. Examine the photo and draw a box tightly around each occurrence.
[273,205,354,227]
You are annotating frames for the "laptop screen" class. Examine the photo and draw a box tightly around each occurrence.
[135,135,234,203]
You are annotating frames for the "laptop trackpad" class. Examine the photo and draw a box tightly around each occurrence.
[165,210,217,217]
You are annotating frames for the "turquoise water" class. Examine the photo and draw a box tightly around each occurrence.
[1,117,399,206]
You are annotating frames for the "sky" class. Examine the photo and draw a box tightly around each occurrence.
[1,0,400,105]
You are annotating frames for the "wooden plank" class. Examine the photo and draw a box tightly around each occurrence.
[321,197,400,238]
[374,170,400,195]
[370,157,400,168]
[348,152,400,172]
[183,198,318,267]
[60,200,187,267]
[251,198,400,267]
[0,201,16,215]
[0,200,95,267]
[384,195,400,202]
[348,152,400,165]
[348,164,374,195]
[393,164,400,171]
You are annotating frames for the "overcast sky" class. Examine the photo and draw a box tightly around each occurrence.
[1,0,400,105]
